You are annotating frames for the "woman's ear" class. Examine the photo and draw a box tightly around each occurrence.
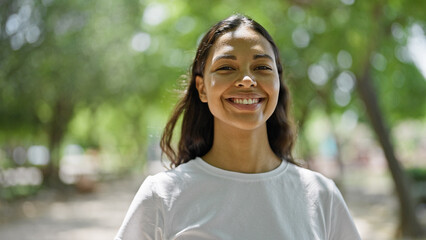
[195,76,208,103]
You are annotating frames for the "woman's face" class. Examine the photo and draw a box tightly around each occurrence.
[196,26,280,131]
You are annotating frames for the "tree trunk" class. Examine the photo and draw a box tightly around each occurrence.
[44,98,74,187]
[357,66,425,237]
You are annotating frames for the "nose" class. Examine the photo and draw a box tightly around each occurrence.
[235,75,257,88]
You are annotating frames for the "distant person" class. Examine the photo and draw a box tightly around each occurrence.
[115,14,361,240]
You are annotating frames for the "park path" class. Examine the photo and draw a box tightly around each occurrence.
[0,175,145,240]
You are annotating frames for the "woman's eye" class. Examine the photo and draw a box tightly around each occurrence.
[255,65,272,71]
[216,66,234,71]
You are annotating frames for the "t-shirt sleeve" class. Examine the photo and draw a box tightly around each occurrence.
[327,181,362,240]
[115,176,164,240]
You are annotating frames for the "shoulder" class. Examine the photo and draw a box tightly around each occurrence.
[285,163,337,198]
[144,159,202,197]
[288,163,334,185]
[285,164,360,239]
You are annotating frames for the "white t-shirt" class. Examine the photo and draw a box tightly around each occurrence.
[115,157,361,240]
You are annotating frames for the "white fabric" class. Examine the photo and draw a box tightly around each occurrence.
[115,157,361,240]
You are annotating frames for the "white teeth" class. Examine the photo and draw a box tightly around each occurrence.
[232,98,260,105]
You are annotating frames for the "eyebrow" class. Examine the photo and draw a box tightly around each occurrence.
[253,54,273,61]
[212,55,236,63]
[213,54,273,63]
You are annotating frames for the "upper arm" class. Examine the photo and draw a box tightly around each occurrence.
[327,182,361,240]
[115,176,164,240]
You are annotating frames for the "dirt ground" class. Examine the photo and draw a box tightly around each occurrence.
[0,175,144,240]
[0,168,425,240]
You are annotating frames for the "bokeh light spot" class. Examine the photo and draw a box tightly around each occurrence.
[13,146,27,165]
[391,22,405,43]
[175,16,196,34]
[337,50,352,69]
[340,0,355,5]
[334,88,351,106]
[6,14,21,36]
[11,32,25,50]
[336,71,356,92]
[292,27,310,48]
[142,4,168,26]
[308,64,328,86]
[339,109,358,132]
[131,32,151,52]
[25,25,41,43]
[27,145,50,165]
[288,6,306,23]
[370,52,387,71]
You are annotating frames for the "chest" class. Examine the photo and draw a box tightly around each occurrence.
[162,182,329,239]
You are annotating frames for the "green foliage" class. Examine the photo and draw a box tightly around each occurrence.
[0,185,41,201]
[0,0,425,173]
[406,168,426,182]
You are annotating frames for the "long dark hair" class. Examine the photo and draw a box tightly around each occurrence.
[160,14,297,167]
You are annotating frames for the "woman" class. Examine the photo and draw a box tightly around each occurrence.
[116,15,361,240]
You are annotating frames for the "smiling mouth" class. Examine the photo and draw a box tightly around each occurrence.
[227,98,263,105]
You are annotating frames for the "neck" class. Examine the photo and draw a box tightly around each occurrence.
[202,120,281,173]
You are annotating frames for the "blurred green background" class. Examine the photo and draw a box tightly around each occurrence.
[1,0,425,239]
